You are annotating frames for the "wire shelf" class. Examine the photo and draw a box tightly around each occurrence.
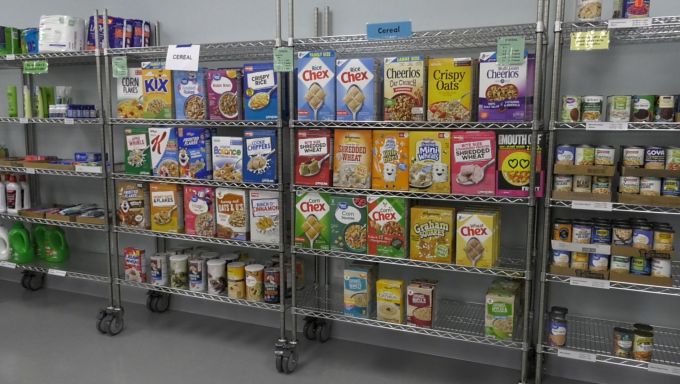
[0,252,110,283]
[109,118,280,127]
[551,199,680,215]
[0,213,107,231]
[0,166,104,178]
[563,16,680,44]
[293,247,526,278]
[292,120,535,130]
[553,122,680,131]
[112,173,280,190]
[0,117,102,125]
[108,40,276,61]
[113,226,282,251]
[293,286,525,350]
[118,279,280,311]
[0,51,98,68]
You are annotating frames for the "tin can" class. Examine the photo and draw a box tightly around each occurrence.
[613,327,634,358]
[264,267,281,303]
[588,254,609,272]
[619,176,640,194]
[150,253,169,286]
[572,175,592,193]
[169,254,189,289]
[632,225,654,250]
[632,95,655,122]
[245,264,264,302]
[651,258,671,278]
[592,223,611,244]
[188,257,207,292]
[548,308,568,347]
[576,0,602,21]
[552,250,571,268]
[206,258,227,294]
[644,147,665,170]
[622,146,645,167]
[662,178,680,196]
[556,144,576,165]
[553,175,573,192]
[561,96,582,122]
[623,0,650,19]
[575,145,595,165]
[610,255,631,272]
[640,177,662,196]
[607,95,631,122]
[630,256,652,276]
[653,228,674,252]
[591,176,611,194]
[227,261,246,281]
[553,219,572,241]
[572,221,593,244]
[633,330,654,362]
[613,222,633,245]
[581,96,604,122]
[656,96,676,122]
[594,146,616,165]
[665,147,680,170]
[227,279,246,299]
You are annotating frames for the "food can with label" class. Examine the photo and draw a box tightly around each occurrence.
[548,307,568,347]
[594,145,616,165]
[553,175,573,192]
[630,256,652,276]
[640,177,662,196]
[169,254,189,289]
[581,96,604,122]
[227,261,246,281]
[622,146,645,167]
[592,223,611,244]
[633,329,654,362]
[632,224,654,250]
[644,147,665,170]
[571,220,592,270]
[665,147,680,170]
[245,264,264,302]
[613,222,633,245]
[188,257,207,292]
[619,176,640,194]
[553,219,573,242]
[227,279,246,299]
[607,95,631,122]
[591,176,611,194]
[653,227,674,252]
[632,95,655,122]
[610,255,631,272]
[613,327,634,358]
[588,254,609,272]
[655,96,676,122]
[556,144,576,165]
[575,145,595,165]
[150,253,169,286]
[652,258,671,278]
[552,250,571,268]
[576,0,602,21]
[662,178,680,196]
[206,258,227,294]
[561,96,582,122]
[264,267,281,303]
[572,175,592,193]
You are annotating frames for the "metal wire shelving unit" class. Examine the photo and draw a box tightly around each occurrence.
[0,166,103,178]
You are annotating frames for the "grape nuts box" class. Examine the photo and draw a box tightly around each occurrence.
[336,58,380,121]
[297,50,336,121]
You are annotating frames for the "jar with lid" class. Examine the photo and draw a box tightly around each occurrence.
[548,306,569,347]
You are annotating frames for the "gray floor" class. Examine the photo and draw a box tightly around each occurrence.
[0,280,586,384]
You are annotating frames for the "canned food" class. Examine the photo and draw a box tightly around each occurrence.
[613,327,634,358]
[553,219,573,241]
[206,258,227,294]
[573,221,593,244]
[575,145,595,165]
[561,96,582,122]
[581,96,604,122]
[652,258,672,278]
[150,253,169,287]
[264,267,281,304]
[656,96,676,122]
[592,176,611,194]
[556,144,576,165]
[632,95,655,122]
[571,253,589,270]
[245,264,264,302]
[640,177,662,196]
[594,146,616,165]
[653,228,674,251]
[169,254,189,289]
[662,178,680,196]
[572,175,592,193]
[188,257,207,292]
[632,225,654,250]
[227,279,246,299]
[630,256,652,276]
[644,147,666,170]
[227,261,246,281]
[607,95,631,122]
[633,330,654,362]
[610,255,631,272]
[553,175,573,192]
[619,176,640,194]
[552,250,571,267]
[622,146,645,167]
[592,223,611,244]
[665,147,680,170]
[589,254,609,272]
[613,223,633,245]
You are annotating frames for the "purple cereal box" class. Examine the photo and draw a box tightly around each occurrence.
[206,69,243,121]
[478,52,535,122]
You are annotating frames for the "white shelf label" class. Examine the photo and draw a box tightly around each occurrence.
[5,54,16,60]
[19,117,28,124]
[74,165,102,174]
[0,261,16,269]
[551,240,611,255]
[648,363,680,376]
[48,269,67,277]
[586,122,628,131]
[24,168,36,174]
[608,18,652,29]
[570,277,611,289]
[165,44,200,71]
[571,200,613,211]
[557,348,597,362]
[64,118,75,125]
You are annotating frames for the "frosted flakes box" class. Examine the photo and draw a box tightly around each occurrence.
[149,127,179,177]
[141,65,174,119]
[409,206,455,264]
[117,181,149,228]
[343,263,376,318]
[330,195,367,254]
[295,129,332,186]
[409,131,450,193]
[124,247,147,283]
[183,186,215,237]
[455,209,500,268]
[376,279,404,324]
[150,183,183,233]
[383,56,426,121]
[478,52,535,122]
[206,68,242,121]
[212,136,243,182]
[215,188,248,240]
[427,57,474,122]
[294,191,331,250]
[116,67,143,118]
[249,190,280,244]
[297,50,336,121]
[243,129,277,183]
[367,196,408,258]
[372,130,409,191]
[173,69,207,120]
[451,131,496,196]
[336,58,380,121]
[178,127,212,179]
[496,133,544,197]
[243,63,278,121]
[333,130,372,189]
[124,127,151,175]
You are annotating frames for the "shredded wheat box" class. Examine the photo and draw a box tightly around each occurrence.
[451,131,496,196]
[333,130,372,189]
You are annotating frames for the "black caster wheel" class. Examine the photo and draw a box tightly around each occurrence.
[107,315,124,336]
[21,272,44,291]
[303,319,317,340]
[146,293,158,313]
[282,350,298,374]
[20,273,29,290]
[317,321,331,343]
[153,294,170,313]
[96,310,108,334]
[275,355,284,373]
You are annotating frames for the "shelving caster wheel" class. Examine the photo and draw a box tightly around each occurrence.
[21,271,45,291]
[96,308,125,336]
[303,316,317,340]
[146,291,171,313]
[274,340,298,374]
[316,320,331,343]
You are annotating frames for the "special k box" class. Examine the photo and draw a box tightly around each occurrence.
[297,50,336,121]
[409,131,450,193]
[295,129,332,186]
[336,58,380,121]
[451,131,496,196]
[496,133,544,197]
[372,131,409,191]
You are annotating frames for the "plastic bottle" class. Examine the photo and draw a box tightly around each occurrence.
[5,175,21,214]
[7,85,18,118]
[9,222,34,264]
[32,224,48,259]
[44,226,69,263]
[0,176,6,213]
[0,226,9,261]
[18,175,30,210]
[23,85,32,118]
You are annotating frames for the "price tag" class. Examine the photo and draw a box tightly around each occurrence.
[5,54,16,60]
[24,168,36,174]
[648,363,680,376]
[0,261,16,269]
[551,240,610,255]
[112,56,128,78]
[570,277,611,289]
[571,200,613,211]
[586,122,628,131]
[273,47,294,72]
[64,118,75,125]
[23,60,49,74]
[496,36,526,65]
[608,18,652,29]
[74,165,102,174]
[48,269,67,277]
[19,117,28,124]
[165,44,200,71]
[557,348,597,362]
[570,30,610,51]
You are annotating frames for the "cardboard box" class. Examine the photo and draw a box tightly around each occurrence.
[141,66,174,119]
[553,164,616,177]
[455,209,500,268]
[178,127,212,179]
[496,133,544,197]
[243,63,278,121]
[18,207,53,218]
[427,57,474,122]
[243,129,277,184]
[409,206,455,263]
[478,52,535,122]
[620,167,680,178]
[22,161,75,171]
[124,127,152,175]
[173,68,207,120]
[406,279,436,328]
[552,191,612,202]
[215,188,248,240]
[485,279,521,340]
[295,129,332,186]
[294,191,331,249]
[376,279,404,324]
[618,193,680,208]
[206,68,242,120]
[451,131,496,196]
[330,195,367,254]
[609,270,672,287]
[372,130,409,191]
[336,58,380,121]
[297,50,336,121]
[75,216,106,225]
[367,196,408,258]
[383,56,426,121]
[150,183,183,233]
[333,130,372,189]
[249,190,280,245]
[183,186,215,237]
[409,131,451,193]
[343,263,376,318]
[45,212,76,222]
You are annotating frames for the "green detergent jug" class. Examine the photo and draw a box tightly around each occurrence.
[33,224,48,259]
[9,222,34,264]
[44,226,69,263]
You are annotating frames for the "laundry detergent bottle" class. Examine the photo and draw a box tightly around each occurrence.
[44,226,69,264]
[0,225,9,261]
[32,224,48,259]
[9,222,34,264]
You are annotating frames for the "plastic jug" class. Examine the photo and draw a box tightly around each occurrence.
[9,222,34,264]
[44,226,69,263]
[0,226,9,261]
[33,224,48,259]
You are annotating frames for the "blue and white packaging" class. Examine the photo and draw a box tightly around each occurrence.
[178,127,212,179]
[336,58,380,121]
[296,50,336,121]
[74,152,102,162]
[173,69,207,120]
[243,63,278,121]
[243,129,277,183]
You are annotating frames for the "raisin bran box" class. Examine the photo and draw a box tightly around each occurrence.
[336,58,380,121]
[243,129,277,184]
[297,50,336,121]
[451,131,496,196]
[478,52,535,122]
[367,196,408,258]
[206,68,242,121]
[295,129,332,186]
[496,133,544,197]
[243,62,278,121]
[178,127,212,179]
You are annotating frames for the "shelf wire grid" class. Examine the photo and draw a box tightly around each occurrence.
[292,120,536,130]
[112,173,280,190]
[563,16,680,44]
[0,117,102,124]
[108,40,276,61]
[553,122,680,131]
[0,51,98,68]
[1,251,110,283]
[113,226,282,251]
[0,166,103,179]
[551,199,680,215]
[0,213,107,231]
[109,118,280,127]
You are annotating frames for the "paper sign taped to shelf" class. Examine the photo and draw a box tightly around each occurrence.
[164,44,200,71]
[608,18,652,29]
[273,47,294,72]
[64,118,74,125]
[0,261,16,269]
[48,269,67,277]
[23,60,48,74]
[19,118,28,124]
[496,36,526,65]
[5,54,15,60]
[648,363,680,376]
[74,165,102,173]
[112,56,128,78]
[571,200,613,211]
[551,240,611,255]
[557,348,597,362]
[586,122,628,131]
[366,21,412,40]
[570,30,610,51]
[24,168,36,174]
[570,277,610,289]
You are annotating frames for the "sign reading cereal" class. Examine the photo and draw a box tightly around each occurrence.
[383,56,425,121]
[409,131,451,193]
[367,196,408,258]
[333,130,372,189]
[409,206,455,264]
[372,130,409,191]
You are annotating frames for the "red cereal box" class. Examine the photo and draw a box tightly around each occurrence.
[451,131,496,196]
[183,186,215,237]
[295,129,332,186]
[406,279,437,328]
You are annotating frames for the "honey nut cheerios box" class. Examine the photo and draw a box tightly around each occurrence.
[295,191,331,250]
[372,130,409,191]
[330,195,368,254]
[383,56,426,121]
[478,52,535,122]
[367,196,408,258]
[141,63,174,119]
[377,278,404,324]
[427,57,474,122]
[409,131,450,193]
[150,183,183,233]
[455,209,500,268]
[215,188,248,241]
[333,130,372,189]
[249,190,280,245]
[409,206,455,264]
[496,133,544,197]
[451,131,496,196]
[297,50,336,121]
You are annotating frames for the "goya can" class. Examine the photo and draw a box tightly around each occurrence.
[553,175,573,192]
[575,145,595,165]
[640,177,661,196]
[556,144,576,165]
[644,147,665,170]
[632,95,655,122]
[561,96,582,122]
[655,96,676,122]
[572,175,592,193]
[622,146,645,167]
[630,256,652,276]
[581,96,603,122]
[662,178,680,196]
[264,267,281,303]
[607,95,631,122]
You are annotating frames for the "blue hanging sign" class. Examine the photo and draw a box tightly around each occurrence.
[366,21,412,40]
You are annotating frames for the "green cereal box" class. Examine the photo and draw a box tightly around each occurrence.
[124,127,152,175]
[295,191,331,250]
[331,195,367,254]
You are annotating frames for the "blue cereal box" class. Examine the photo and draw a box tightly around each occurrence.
[149,127,179,177]
[296,50,336,121]
[243,63,278,121]
[243,129,277,183]
[178,127,212,179]
[173,69,207,120]
[336,58,380,121]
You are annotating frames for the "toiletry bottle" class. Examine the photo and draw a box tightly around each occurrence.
[6,175,21,214]
[18,175,30,210]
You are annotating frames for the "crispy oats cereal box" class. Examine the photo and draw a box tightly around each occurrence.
[295,129,332,186]
[141,64,174,119]
[455,209,500,268]
[330,195,368,254]
[377,278,404,324]
[427,57,474,122]
[295,191,331,250]
[297,50,336,121]
[407,279,437,328]
[409,131,450,193]
[409,206,455,264]
[367,196,408,258]
[150,183,183,233]
[249,190,280,244]
[149,127,179,177]
[343,262,376,318]
[372,130,409,191]
[215,188,248,241]
[451,131,496,196]
[333,130,372,189]
[383,56,426,121]
[336,58,380,121]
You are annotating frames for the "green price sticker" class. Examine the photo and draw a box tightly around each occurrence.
[112,56,128,78]
[273,47,294,72]
[23,60,48,75]
[496,36,525,65]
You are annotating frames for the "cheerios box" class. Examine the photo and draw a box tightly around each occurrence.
[367,196,408,258]
[297,50,336,121]
[372,130,409,191]
[451,131,496,196]
[330,195,367,254]
[243,63,278,121]
[149,127,179,177]
[243,129,277,183]
[496,133,544,197]
[173,68,207,120]
[141,63,174,119]
[124,127,151,175]
[383,56,426,121]
[215,188,248,240]
[249,190,280,244]
[295,191,331,250]
[427,57,474,122]
[336,58,380,121]
[409,131,450,193]
[344,262,376,318]
[178,127,212,179]
[478,52,535,122]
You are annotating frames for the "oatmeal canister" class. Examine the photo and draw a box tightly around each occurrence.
[245,264,264,302]
[188,257,207,292]
[553,175,573,192]
[632,95,655,122]
[561,96,581,122]
[622,146,645,167]
[594,146,615,166]
[575,145,594,165]
[581,96,603,122]
[264,267,280,304]
[206,258,227,294]
[644,147,665,170]
[663,178,680,196]
[656,96,676,122]
[150,253,169,286]
[572,175,592,193]
[227,279,246,299]
[556,144,576,165]
[640,177,661,196]
[607,95,631,122]
[169,254,189,289]
[619,176,640,194]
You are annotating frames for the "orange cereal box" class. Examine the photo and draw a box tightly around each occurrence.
[372,130,409,191]
[333,130,372,189]
[408,131,450,193]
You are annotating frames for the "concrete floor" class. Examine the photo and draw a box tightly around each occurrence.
[0,280,586,384]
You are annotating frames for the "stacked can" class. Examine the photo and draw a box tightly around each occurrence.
[264,267,281,304]
[619,145,680,197]
[552,219,572,267]
[245,264,264,302]
[169,254,189,289]
[553,144,613,195]
[562,94,680,122]
[227,262,246,299]
[206,258,227,295]
[150,253,170,287]
[188,255,207,292]
[589,220,611,272]
[571,220,592,270]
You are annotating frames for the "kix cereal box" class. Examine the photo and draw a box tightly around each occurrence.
[409,131,450,193]
[377,279,404,324]
[409,206,455,264]
[297,50,336,121]
[141,63,173,119]
[496,133,544,197]
[331,195,368,254]
[456,209,500,268]
[150,183,183,233]
[344,262,377,318]
[336,58,380,121]
[372,130,409,191]
[333,130,372,189]
[451,131,496,196]
[427,57,474,122]
[367,196,408,258]
[295,191,331,250]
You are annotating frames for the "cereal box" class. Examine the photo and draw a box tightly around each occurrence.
[456,209,500,268]
[485,278,521,340]
[383,56,426,121]
[333,130,372,189]
[178,127,212,179]
[330,195,367,254]
[478,52,535,122]
[173,68,207,120]
[116,182,149,228]
[367,196,408,258]
[409,131,451,193]
[124,247,147,283]
[372,130,409,191]
[295,129,332,186]
[243,63,278,121]
[150,183,183,233]
[183,186,215,237]
[149,127,179,177]
[409,206,455,263]
[215,188,248,240]
[451,131,496,196]
[249,190,280,244]
[496,133,545,197]
[343,263,376,318]
[294,191,331,250]
[243,129,277,183]
[116,67,143,118]
[212,136,243,182]
[124,127,151,175]
[296,50,336,121]
[141,65,174,119]
[206,68,242,121]
[427,57,474,122]
[407,279,437,328]
[377,279,404,324]
[336,58,380,121]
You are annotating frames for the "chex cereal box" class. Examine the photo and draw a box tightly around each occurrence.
[333,130,372,189]
[243,129,277,183]
[367,196,408,258]
[243,63,278,121]
[455,209,500,268]
[212,136,243,182]
[427,57,474,122]
[116,67,143,118]
[124,127,151,175]
[496,133,544,197]
[372,130,409,191]
[330,195,368,254]
[336,58,380,121]
[297,50,336,121]
[173,68,207,120]
[478,52,535,122]
[215,188,248,240]
[295,191,331,250]
[249,190,280,244]
[295,129,332,186]
[383,56,426,121]
[409,206,455,264]
[206,68,242,121]
[141,64,174,119]
[451,131,496,196]
[409,131,450,193]
[178,127,212,179]
[149,127,179,177]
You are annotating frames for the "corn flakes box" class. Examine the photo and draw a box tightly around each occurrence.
[150,183,183,233]
[295,129,332,186]
[427,57,474,122]
[343,262,376,318]
[116,181,149,228]
[294,191,331,250]
[407,279,436,328]
[330,195,367,254]
[183,186,215,237]
[149,127,179,177]
[409,206,455,263]
[372,130,409,191]
[451,131,496,196]
[243,62,278,121]
[206,68,242,121]
[377,279,404,324]
[215,188,248,240]
[173,68,207,120]
[455,209,500,268]
[336,58,380,121]
[297,50,336,121]
[478,52,535,122]
[496,133,544,197]
[249,190,280,244]
[243,129,277,184]
[383,56,426,121]
[367,196,408,258]
[409,131,450,193]
[116,67,143,118]
[212,136,243,182]
[178,127,212,179]
[333,130,372,189]
[141,65,173,119]
[124,127,151,175]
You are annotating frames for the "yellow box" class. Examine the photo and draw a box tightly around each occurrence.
[141,68,174,119]
[409,206,455,263]
[376,279,404,324]
[409,131,451,193]
[150,183,183,233]
[455,209,500,268]
[427,57,474,122]
[372,130,409,191]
